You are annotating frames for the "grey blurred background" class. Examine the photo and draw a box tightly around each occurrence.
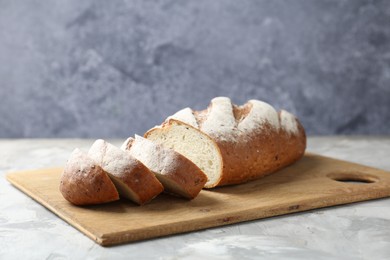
[0,0,389,138]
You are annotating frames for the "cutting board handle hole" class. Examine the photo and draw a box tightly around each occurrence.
[327,172,379,185]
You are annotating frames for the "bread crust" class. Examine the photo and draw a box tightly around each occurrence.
[145,97,306,187]
[59,149,119,205]
[213,118,306,186]
[88,140,164,205]
[122,136,207,199]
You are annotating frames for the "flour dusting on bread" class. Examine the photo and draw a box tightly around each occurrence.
[167,97,299,142]
[237,99,280,132]
[201,97,237,139]
[280,110,299,134]
[168,107,199,128]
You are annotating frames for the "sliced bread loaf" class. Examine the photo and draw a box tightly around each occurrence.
[144,97,306,188]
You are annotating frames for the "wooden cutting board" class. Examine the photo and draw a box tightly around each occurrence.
[6,153,390,246]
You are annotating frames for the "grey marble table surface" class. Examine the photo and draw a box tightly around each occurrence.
[1,137,390,259]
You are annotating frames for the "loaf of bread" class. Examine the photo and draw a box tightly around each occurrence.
[59,148,119,205]
[121,135,207,199]
[145,97,306,188]
[88,139,164,205]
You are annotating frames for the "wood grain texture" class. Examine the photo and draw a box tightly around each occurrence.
[6,153,390,246]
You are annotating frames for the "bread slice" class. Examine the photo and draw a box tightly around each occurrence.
[59,148,119,205]
[88,139,164,205]
[145,120,223,188]
[121,135,207,199]
[145,97,306,188]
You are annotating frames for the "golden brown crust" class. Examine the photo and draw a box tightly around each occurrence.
[88,140,164,205]
[197,104,306,187]
[215,117,306,186]
[59,149,119,206]
[209,106,304,186]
